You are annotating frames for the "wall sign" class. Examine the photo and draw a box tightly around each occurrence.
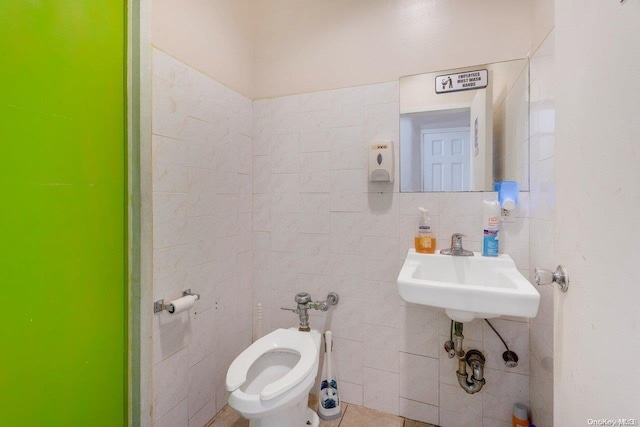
[435,69,488,94]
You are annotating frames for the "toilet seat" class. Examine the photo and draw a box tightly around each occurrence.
[226,328,318,401]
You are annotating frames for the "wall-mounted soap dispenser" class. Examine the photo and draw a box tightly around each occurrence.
[369,140,394,182]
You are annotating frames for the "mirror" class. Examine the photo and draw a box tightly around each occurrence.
[399,58,529,192]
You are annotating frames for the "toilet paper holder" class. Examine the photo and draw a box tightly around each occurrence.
[154,289,201,314]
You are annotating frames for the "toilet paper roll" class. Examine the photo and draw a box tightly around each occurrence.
[167,295,198,314]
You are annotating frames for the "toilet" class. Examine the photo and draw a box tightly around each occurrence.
[226,328,322,427]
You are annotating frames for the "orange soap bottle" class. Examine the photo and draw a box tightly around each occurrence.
[512,403,530,427]
[414,207,436,254]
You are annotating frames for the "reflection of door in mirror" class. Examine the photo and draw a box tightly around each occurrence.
[421,128,470,191]
[400,108,476,192]
[400,89,493,192]
[399,58,529,192]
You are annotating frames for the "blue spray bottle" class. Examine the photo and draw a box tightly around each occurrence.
[482,200,501,256]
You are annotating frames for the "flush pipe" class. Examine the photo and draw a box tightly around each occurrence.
[452,322,486,394]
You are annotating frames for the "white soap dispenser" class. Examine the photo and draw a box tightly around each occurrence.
[369,140,394,182]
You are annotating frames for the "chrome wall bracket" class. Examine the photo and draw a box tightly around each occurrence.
[153,299,165,314]
[181,288,200,299]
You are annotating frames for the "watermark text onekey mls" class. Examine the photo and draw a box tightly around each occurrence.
[587,419,638,426]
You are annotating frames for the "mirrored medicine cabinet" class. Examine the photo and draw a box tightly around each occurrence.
[399,58,529,192]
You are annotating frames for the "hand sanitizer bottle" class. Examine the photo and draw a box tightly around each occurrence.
[415,208,436,254]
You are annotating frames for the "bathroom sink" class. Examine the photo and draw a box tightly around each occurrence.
[397,249,540,322]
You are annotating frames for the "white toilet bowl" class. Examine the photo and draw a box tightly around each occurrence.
[226,328,322,427]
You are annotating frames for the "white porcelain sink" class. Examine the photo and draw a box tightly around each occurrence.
[397,249,540,322]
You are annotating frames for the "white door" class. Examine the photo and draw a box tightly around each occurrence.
[555,1,640,424]
[421,128,471,191]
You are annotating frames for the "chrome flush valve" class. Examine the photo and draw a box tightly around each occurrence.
[281,292,339,332]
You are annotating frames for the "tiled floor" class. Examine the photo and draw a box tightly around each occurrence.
[206,395,438,427]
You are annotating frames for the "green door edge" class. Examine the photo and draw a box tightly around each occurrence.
[1,1,131,424]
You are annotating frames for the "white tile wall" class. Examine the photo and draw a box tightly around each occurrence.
[151,49,252,427]
[154,399,188,427]
[149,49,545,427]
[252,82,532,426]
[528,30,556,427]
[439,383,482,426]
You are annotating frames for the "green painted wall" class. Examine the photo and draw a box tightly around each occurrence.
[0,2,127,426]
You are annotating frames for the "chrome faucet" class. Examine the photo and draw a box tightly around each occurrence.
[440,233,474,256]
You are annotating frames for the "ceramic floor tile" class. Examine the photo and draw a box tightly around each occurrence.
[339,404,404,427]
[207,398,441,427]
[405,419,439,427]
[320,411,346,427]
[206,406,248,427]
[308,393,319,408]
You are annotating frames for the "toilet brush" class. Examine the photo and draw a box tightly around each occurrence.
[318,331,341,420]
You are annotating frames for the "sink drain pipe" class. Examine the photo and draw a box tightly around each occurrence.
[450,321,486,394]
